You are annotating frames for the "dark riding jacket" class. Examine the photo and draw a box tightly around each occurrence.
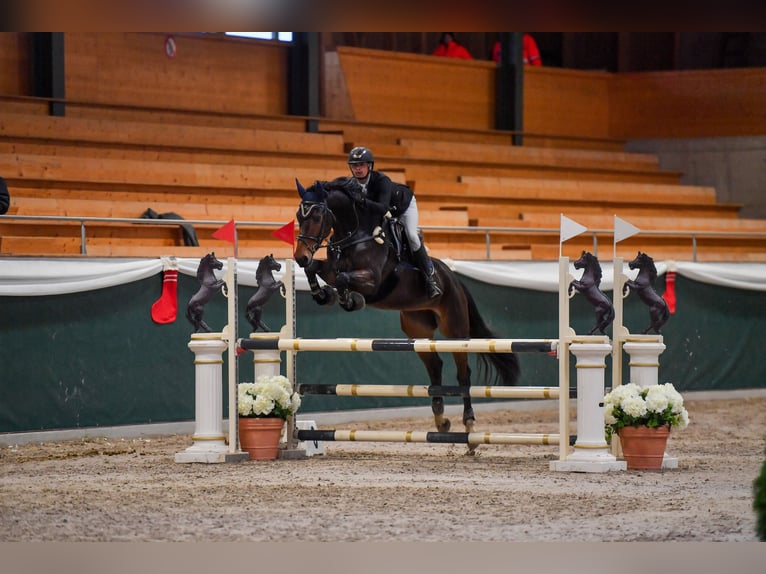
[355,171,413,218]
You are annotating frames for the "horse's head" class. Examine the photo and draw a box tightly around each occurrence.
[628,251,654,271]
[197,252,223,281]
[573,250,595,270]
[294,179,334,268]
[257,253,281,279]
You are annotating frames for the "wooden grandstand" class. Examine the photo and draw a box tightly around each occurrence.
[1,34,765,262]
[1,108,765,261]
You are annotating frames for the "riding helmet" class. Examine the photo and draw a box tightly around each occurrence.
[347,146,374,169]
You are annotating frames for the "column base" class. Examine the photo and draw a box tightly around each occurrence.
[550,449,627,473]
[175,448,249,464]
[661,454,679,469]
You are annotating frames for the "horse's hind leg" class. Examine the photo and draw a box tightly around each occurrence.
[400,311,450,432]
[452,351,478,454]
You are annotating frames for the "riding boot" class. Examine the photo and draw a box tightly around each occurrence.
[413,246,442,298]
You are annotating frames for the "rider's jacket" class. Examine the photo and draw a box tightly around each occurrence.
[355,171,413,218]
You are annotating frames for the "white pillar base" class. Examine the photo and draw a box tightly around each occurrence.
[552,342,626,473]
[176,333,249,464]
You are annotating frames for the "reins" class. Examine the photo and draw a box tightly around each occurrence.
[297,193,381,256]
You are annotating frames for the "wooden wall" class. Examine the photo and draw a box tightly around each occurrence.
[609,68,766,138]
[64,33,289,115]
[0,33,27,95]
[1,34,765,140]
[325,46,496,130]
[523,66,611,139]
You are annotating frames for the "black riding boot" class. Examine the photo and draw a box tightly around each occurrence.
[414,246,442,298]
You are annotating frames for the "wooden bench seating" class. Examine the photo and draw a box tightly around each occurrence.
[518,212,766,232]
[316,119,627,152]
[8,193,465,227]
[0,113,345,156]
[412,177,742,224]
[0,153,407,192]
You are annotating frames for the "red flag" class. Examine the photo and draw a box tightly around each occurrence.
[272,220,295,248]
[212,219,236,244]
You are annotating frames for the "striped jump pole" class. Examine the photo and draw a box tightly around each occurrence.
[238,337,558,354]
[296,429,559,446]
[298,384,560,399]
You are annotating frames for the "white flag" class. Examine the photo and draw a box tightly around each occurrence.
[614,215,640,243]
[560,214,587,243]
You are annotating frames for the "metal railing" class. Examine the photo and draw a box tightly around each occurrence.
[2,214,766,262]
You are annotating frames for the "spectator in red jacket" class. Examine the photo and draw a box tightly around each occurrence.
[432,32,473,60]
[492,34,542,66]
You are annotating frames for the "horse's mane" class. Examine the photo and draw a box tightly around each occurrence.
[635,252,657,282]
[579,252,602,283]
[255,255,276,283]
[323,176,358,194]
[197,253,219,281]
[197,253,211,281]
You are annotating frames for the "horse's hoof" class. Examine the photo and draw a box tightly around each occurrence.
[437,419,451,432]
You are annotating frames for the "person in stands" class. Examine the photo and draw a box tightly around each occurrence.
[492,33,542,66]
[432,32,473,59]
[346,146,442,298]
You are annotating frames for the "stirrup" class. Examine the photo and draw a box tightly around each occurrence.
[426,275,442,298]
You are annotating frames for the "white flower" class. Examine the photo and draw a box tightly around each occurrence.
[622,396,648,418]
[644,385,670,413]
[237,375,301,419]
[603,382,690,441]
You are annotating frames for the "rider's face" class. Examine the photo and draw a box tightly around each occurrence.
[349,162,370,180]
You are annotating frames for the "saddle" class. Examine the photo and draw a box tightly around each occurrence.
[384,217,423,267]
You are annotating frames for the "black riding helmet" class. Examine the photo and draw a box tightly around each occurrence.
[347,146,374,170]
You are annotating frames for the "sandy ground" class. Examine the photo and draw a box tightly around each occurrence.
[1,396,765,542]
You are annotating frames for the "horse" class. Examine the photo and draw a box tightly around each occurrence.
[569,250,615,335]
[624,251,670,334]
[245,253,285,332]
[293,178,520,451]
[185,252,225,333]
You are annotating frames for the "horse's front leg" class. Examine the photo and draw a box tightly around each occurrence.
[304,263,337,306]
[335,268,379,312]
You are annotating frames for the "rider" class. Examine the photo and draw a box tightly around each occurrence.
[346,146,442,298]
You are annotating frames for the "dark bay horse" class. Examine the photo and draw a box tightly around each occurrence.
[294,178,520,448]
[624,251,670,334]
[569,250,615,335]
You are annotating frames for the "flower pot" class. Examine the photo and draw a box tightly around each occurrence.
[238,417,285,461]
[618,425,670,470]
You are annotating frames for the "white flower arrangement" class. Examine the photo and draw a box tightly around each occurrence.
[603,382,689,441]
[237,375,301,420]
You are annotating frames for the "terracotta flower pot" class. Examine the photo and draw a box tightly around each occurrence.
[238,417,285,460]
[618,425,671,470]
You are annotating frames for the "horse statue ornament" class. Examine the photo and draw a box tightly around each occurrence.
[569,251,615,336]
[185,252,226,333]
[623,251,670,334]
[245,254,285,332]
[293,177,521,453]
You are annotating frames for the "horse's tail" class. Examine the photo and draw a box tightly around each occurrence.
[462,282,520,386]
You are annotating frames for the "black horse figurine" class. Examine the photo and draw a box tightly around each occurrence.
[186,252,225,333]
[569,251,615,336]
[245,254,285,332]
[624,251,670,334]
[294,178,520,451]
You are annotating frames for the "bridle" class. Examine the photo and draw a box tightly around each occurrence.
[296,201,334,256]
